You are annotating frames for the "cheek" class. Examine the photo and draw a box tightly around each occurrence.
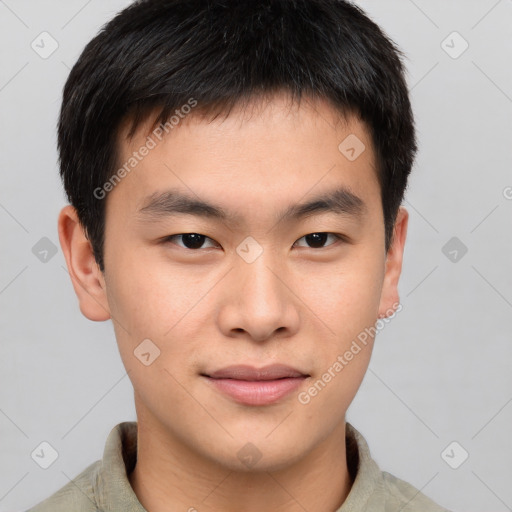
[304,348,372,436]
[297,264,380,417]
[298,251,385,341]
[104,247,219,381]
[105,248,190,333]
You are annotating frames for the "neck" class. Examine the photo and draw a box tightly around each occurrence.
[128,411,353,512]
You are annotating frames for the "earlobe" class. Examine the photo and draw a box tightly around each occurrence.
[58,205,111,321]
[377,206,409,319]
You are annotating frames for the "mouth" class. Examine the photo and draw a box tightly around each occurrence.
[201,364,310,406]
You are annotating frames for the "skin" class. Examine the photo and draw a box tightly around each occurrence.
[58,92,408,512]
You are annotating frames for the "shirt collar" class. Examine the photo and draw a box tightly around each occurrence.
[339,422,385,511]
[97,421,146,511]
[96,420,384,512]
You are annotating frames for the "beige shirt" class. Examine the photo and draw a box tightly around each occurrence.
[27,421,450,511]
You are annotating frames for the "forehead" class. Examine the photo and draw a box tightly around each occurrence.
[108,93,380,226]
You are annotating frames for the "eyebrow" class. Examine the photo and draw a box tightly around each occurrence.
[137,186,366,226]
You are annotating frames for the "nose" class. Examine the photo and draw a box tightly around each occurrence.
[216,253,300,343]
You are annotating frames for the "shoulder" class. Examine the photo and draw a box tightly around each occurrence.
[25,460,101,512]
[344,422,451,512]
[379,470,451,512]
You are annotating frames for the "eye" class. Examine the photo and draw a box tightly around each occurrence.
[293,232,344,249]
[163,233,219,250]
[162,232,346,251]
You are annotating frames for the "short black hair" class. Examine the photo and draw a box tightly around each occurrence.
[58,0,417,272]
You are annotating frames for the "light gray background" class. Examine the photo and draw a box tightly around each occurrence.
[1,1,511,511]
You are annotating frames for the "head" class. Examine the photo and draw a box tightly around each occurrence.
[58,0,415,471]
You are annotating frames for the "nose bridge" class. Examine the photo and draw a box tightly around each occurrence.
[236,243,284,310]
[217,240,300,341]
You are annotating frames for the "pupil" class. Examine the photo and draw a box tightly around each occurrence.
[305,233,327,248]
[183,233,205,249]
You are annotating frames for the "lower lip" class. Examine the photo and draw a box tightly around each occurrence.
[204,376,308,405]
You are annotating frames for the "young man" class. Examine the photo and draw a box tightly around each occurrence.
[28,0,451,510]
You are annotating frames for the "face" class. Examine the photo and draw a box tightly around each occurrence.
[60,92,407,472]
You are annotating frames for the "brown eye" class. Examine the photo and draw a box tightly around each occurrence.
[293,232,342,249]
[164,233,218,250]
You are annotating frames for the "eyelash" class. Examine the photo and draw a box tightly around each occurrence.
[161,232,347,251]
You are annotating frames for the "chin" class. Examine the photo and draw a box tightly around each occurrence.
[205,437,310,474]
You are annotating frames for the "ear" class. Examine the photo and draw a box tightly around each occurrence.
[378,206,408,318]
[58,205,111,321]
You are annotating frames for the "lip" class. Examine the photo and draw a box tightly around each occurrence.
[202,364,309,406]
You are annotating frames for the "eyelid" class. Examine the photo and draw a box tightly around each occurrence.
[162,234,219,249]
[162,232,348,250]
[293,232,344,248]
